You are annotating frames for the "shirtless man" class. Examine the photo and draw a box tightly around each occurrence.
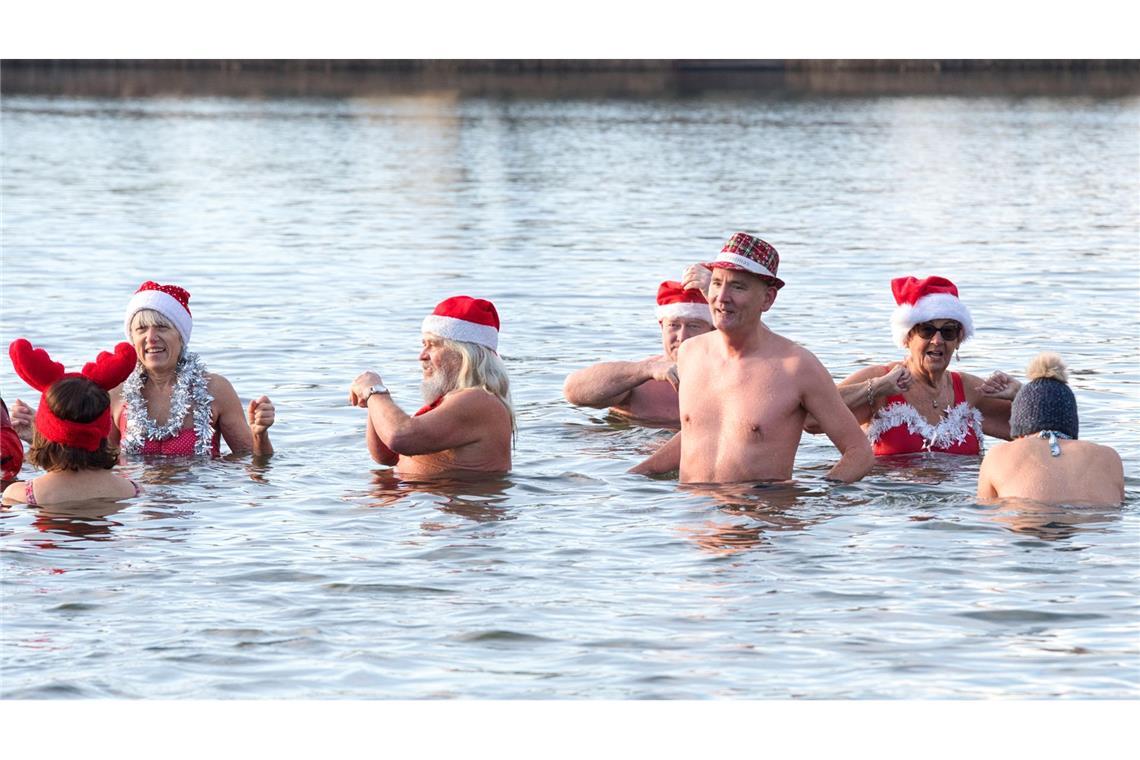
[350,296,514,476]
[978,352,1123,505]
[563,281,713,426]
[631,233,874,483]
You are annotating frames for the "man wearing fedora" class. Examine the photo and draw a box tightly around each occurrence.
[349,296,515,476]
[631,233,874,483]
[563,281,713,427]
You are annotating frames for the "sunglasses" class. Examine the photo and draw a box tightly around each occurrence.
[914,322,961,341]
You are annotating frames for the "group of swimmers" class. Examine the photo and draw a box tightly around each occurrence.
[0,233,1126,508]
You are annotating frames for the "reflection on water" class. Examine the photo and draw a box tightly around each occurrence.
[981,499,1121,542]
[368,469,514,524]
[0,83,1137,699]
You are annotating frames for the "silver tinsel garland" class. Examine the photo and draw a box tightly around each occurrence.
[120,351,215,456]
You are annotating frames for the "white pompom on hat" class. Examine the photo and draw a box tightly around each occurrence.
[655,281,712,323]
[890,276,974,348]
[421,296,500,353]
[123,281,194,346]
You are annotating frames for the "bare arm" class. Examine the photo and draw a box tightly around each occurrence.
[964,372,1015,441]
[563,357,677,409]
[629,431,682,476]
[976,452,999,500]
[210,375,275,457]
[800,354,875,483]
[367,389,493,456]
[804,364,906,434]
[365,414,399,466]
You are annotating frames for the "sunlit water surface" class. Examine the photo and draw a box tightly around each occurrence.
[1,92,1138,698]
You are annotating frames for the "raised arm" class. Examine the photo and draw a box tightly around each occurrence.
[804,363,906,433]
[800,354,874,483]
[210,374,275,457]
[563,357,678,409]
[364,388,497,457]
[967,371,1019,441]
[365,414,399,466]
[629,431,682,476]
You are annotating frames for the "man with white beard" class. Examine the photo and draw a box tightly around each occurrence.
[349,296,514,476]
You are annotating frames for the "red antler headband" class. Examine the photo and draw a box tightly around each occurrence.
[8,339,138,452]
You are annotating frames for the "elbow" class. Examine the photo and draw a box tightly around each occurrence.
[562,377,587,406]
[386,428,429,456]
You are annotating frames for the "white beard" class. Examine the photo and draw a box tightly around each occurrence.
[420,371,455,403]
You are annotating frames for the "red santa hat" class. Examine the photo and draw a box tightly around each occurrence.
[654,281,712,323]
[123,281,193,346]
[421,296,500,352]
[890,276,974,348]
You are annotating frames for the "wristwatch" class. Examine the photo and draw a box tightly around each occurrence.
[363,383,389,401]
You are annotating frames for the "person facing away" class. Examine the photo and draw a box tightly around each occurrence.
[977,352,1124,506]
[631,232,874,484]
[2,339,141,505]
[7,281,276,458]
[562,281,714,427]
[349,295,514,477]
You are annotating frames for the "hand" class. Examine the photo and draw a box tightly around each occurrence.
[349,371,384,408]
[247,396,275,435]
[681,263,711,294]
[977,371,1020,400]
[645,357,680,391]
[881,364,912,395]
[9,398,35,443]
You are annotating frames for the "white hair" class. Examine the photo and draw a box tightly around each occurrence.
[438,337,516,436]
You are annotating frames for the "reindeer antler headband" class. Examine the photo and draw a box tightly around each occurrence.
[9,339,137,451]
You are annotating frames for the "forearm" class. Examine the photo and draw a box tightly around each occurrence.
[366,393,418,453]
[979,399,1012,440]
[365,416,398,465]
[252,429,274,457]
[825,439,874,483]
[837,377,888,422]
[564,362,653,408]
[630,432,682,476]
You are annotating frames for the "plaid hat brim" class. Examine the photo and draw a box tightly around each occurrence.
[703,261,785,290]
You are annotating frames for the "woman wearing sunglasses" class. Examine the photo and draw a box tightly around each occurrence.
[821,276,1019,456]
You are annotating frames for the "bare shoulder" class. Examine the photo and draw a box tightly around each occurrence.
[205,373,238,397]
[2,480,26,503]
[677,332,716,363]
[841,363,895,385]
[444,388,509,416]
[1084,441,1124,466]
[982,438,1021,462]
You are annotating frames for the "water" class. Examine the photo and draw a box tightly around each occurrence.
[1,88,1138,699]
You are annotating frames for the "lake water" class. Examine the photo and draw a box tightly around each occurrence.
[1,83,1138,699]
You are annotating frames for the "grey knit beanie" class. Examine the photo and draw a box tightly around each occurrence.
[1010,353,1079,440]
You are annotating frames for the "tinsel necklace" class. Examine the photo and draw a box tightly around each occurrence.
[120,351,214,456]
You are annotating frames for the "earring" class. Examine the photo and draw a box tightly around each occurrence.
[955,349,960,363]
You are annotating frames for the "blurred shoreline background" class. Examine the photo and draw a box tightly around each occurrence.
[3,59,1139,98]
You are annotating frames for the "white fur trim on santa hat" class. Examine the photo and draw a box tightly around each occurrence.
[891,292,974,348]
[124,290,193,346]
[422,314,499,352]
[655,302,713,323]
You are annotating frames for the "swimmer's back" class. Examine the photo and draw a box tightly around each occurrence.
[981,437,1123,506]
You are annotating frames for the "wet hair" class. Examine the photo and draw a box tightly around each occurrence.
[439,337,517,436]
[28,377,120,472]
